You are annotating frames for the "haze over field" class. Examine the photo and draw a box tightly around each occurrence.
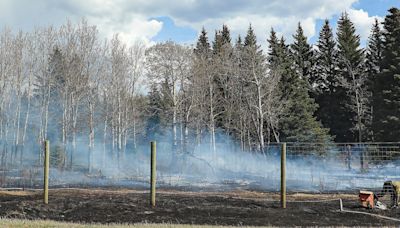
[0,1,399,194]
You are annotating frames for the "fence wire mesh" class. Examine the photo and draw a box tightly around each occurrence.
[1,141,399,207]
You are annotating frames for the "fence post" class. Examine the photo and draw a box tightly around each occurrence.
[44,140,50,204]
[281,142,286,209]
[150,141,156,207]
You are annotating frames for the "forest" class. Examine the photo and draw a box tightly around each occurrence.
[0,7,399,169]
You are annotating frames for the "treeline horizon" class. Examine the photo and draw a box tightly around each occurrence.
[0,7,399,169]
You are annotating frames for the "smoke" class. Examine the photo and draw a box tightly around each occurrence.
[2,128,399,194]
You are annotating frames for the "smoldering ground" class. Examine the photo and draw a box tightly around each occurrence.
[2,131,399,194]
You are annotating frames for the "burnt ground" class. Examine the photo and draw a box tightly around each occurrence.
[0,188,400,227]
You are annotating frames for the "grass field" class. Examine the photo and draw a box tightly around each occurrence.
[1,188,399,227]
[0,219,269,228]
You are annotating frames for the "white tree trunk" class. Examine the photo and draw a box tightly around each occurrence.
[88,100,94,173]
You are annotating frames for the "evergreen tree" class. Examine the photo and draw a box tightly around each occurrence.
[267,28,279,67]
[236,35,243,49]
[212,31,223,55]
[336,12,365,142]
[221,24,231,45]
[366,18,383,140]
[211,25,233,131]
[48,47,66,90]
[314,20,339,141]
[194,27,211,56]
[366,19,383,79]
[212,24,231,55]
[146,84,163,140]
[290,23,314,87]
[244,24,257,47]
[268,33,331,142]
[373,8,400,141]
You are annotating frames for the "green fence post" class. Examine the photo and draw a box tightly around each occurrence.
[44,140,50,204]
[150,141,156,207]
[281,142,286,209]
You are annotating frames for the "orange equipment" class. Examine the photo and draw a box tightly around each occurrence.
[359,190,375,209]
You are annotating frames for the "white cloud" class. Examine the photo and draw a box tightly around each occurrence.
[347,8,383,45]
[88,16,163,46]
[0,0,381,47]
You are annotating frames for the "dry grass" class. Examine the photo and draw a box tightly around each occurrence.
[0,219,273,228]
[0,190,38,197]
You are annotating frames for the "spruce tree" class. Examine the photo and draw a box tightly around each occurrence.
[267,32,331,142]
[48,47,66,90]
[267,28,279,67]
[366,19,383,141]
[314,20,339,141]
[336,12,365,142]
[234,34,244,70]
[290,23,314,87]
[366,19,383,80]
[236,35,243,49]
[212,24,231,55]
[146,84,163,140]
[244,24,257,47]
[373,8,400,141]
[195,27,211,56]
[221,24,231,45]
[211,25,233,131]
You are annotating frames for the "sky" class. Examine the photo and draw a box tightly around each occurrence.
[0,0,399,48]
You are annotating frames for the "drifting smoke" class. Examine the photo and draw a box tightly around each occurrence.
[2,128,400,193]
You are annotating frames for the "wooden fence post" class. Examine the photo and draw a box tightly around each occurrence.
[150,141,156,207]
[44,140,50,204]
[281,142,286,209]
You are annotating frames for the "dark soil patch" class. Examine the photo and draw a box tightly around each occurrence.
[0,189,399,226]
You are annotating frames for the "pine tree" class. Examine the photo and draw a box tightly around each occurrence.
[221,24,231,45]
[244,24,257,47]
[48,47,66,90]
[234,34,244,69]
[267,32,331,142]
[194,27,211,56]
[212,31,223,55]
[372,8,400,141]
[337,13,364,70]
[336,12,366,142]
[290,23,314,87]
[267,28,279,67]
[211,25,233,131]
[236,35,243,49]
[366,19,383,80]
[146,84,163,140]
[212,24,231,55]
[366,18,383,141]
[315,20,337,93]
[314,20,339,141]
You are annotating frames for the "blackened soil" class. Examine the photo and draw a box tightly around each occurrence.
[0,189,399,227]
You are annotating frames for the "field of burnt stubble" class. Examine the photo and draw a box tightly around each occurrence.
[0,188,400,227]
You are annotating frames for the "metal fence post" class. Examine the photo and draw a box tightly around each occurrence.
[281,142,286,209]
[150,141,156,207]
[44,140,50,204]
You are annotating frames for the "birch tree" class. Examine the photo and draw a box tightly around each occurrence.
[146,41,191,151]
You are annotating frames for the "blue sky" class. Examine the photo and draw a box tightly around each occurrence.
[151,0,399,45]
[0,0,399,47]
[309,0,399,44]
[151,17,198,44]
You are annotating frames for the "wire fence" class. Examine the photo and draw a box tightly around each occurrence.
[1,141,399,206]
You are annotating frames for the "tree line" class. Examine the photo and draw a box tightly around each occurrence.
[0,8,399,170]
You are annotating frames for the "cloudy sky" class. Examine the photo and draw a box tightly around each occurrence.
[0,0,399,47]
